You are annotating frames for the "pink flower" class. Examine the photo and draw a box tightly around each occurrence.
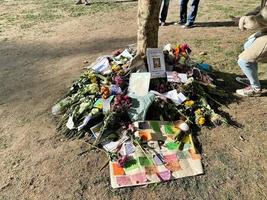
[112,49,123,56]
[114,76,124,86]
[180,44,191,53]
[128,124,136,132]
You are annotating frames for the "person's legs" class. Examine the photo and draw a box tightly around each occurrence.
[236,37,258,85]
[236,58,261,96]
[160,0,170,23]
[237,58,260,89]
[180,0,189,23]
[187,0,200,24]
[236,34,265,96]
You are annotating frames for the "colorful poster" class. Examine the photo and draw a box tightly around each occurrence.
[109,121,203,188]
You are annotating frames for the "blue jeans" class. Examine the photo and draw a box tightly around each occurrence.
[160,0,170,22]
[238,36,261,89]
[180,0,200,24]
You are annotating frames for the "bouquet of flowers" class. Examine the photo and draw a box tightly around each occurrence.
[52,43,231,145]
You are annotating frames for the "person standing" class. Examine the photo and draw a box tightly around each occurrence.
[160,0,170,26]
[179,0,200,28]
[236,0,267,96]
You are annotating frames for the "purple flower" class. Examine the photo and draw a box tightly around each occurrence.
[118,156,128,167]
[114,76,124,86]
[111,84,122,95]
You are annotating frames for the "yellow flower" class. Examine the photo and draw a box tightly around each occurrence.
[87,73,97,83]
[184,100,195,107]
[91,76,97,83]
[195,109,202,115]
[198,117,205,126]
[112,65,121,72]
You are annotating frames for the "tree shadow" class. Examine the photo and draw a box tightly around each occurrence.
[194,21,236,28]
[88,0,137,5]
[193,70,267,155]
[113,0,137,3]
[163,21,236,28]
[0,35,136,104]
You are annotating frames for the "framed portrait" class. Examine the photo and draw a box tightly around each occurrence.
[146,48,166,78]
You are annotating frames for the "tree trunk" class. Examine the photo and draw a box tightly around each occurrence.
[137,0,161,56]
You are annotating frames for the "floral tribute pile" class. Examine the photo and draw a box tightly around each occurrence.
[52,43,230,188]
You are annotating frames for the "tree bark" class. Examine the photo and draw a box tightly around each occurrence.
[137,0,161,56]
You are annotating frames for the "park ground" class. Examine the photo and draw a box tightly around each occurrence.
[0,0,266,199]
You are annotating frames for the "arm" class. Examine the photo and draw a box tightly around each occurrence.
[231,6,260,26]
[243,3,267,30]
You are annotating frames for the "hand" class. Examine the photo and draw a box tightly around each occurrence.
[239,16,246,31]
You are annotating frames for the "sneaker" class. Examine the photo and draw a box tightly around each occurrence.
[182,22,194,29]
[160,21,166,26]
[174,21,186,26]
[236,77,250,86]
[236,86,262,97]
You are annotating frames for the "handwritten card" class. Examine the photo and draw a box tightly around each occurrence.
[150,90,187,105]
[164,90,187,105]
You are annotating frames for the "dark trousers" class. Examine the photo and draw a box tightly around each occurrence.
[160,0,170,22]
[180,0,200,24]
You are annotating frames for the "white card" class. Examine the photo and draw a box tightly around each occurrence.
[115,49,133,60]
[114,49,133,65]
[176,92,187,105]
[128,72,151,96]
[103,98,111,113]
[163,90,187,105]
[90,57,110,73]
[164,90,178,100]
[166,71,188,83]
[66,116,75,130]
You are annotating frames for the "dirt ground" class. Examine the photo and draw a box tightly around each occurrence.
[0,0,266,199]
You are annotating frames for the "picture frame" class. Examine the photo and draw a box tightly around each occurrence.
[146,48,166,78]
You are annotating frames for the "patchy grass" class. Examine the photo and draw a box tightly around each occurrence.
[0,0,136,34]
[0,0,266,200]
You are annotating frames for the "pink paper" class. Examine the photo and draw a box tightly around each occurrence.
[164,154,177,163]
[130,172,147,184]
[116,176,132,186]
